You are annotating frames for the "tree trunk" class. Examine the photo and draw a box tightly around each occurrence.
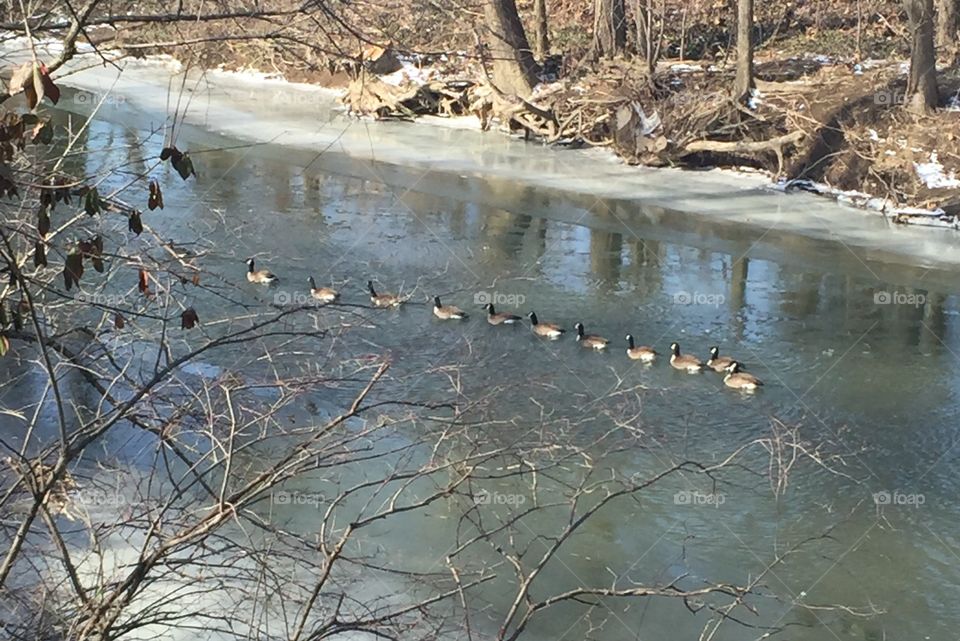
[635,0,663,81]
[592,0,627,59]
[936,0,959,62]
[483,0,539,97]
[533,0,549,59]
[734,0,754,101]
[905,0,939,112]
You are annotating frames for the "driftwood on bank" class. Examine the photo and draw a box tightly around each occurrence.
[343,73,473,119]
[681,130,806,174]
[343,70,564,142]
[342,62,808,178]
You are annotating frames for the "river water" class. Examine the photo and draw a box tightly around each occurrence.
[11,65,960,640]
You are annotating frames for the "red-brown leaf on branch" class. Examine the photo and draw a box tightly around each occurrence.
[138,269,149,294]
[128,211,143,235]
[37,207,50,237]
[180,308,199,329]
[38,64,60,105]
[64,251,84,291]
[148,179,164,210]
[160,146,181,163]
[114,313,125,330]
[34,241,47,267]
[172,153,195,180]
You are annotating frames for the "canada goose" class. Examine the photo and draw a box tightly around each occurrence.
[308,277,339,303]
[484,303,521,325]
[433,296,468,320]
[723,361,763,391]
[625,334,656,362]
[246,258,278,285]
[575,322,609,350]
[669,342,703,372]
[368,280,403,308]
[706,346,736,373]
[528,311,565,339]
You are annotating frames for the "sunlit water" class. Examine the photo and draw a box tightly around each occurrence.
[10,84,960,640]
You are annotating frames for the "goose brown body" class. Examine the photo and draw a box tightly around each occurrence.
[669,342,703,372]
[484,303,521,325]
[308,277,339,303]
[625,335,656,362]
[575,323,609,349]
[246,258,278,285]
[723,362,763,390]
[433,296,468,320]
[368,281,403,308]
[528,312,565,338]
[706,346,736,372]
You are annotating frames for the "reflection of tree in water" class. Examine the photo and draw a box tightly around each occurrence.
[264,160,293,211]
[589,228,623,287]
[919,291,946,353]
[481,209,539,262]
[729,256,749,340]
[778,270,822,321]
[623,237,664,301]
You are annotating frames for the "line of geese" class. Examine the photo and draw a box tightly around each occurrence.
[245,258,763,392]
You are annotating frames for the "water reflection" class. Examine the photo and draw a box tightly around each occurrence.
[21,104,960,640]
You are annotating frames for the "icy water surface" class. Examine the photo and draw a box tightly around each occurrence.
[19,85,960,640]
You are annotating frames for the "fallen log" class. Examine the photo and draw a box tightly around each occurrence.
[680,130,806,174]
[343,72,472,119]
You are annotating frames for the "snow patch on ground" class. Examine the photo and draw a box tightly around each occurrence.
[914,153,960,189]
[772,178,958,229]
[379,54,437,87]
[668,63,703,74]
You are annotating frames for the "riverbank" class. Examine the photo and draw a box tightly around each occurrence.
[3,0,960,227]
[5,36,960,275]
